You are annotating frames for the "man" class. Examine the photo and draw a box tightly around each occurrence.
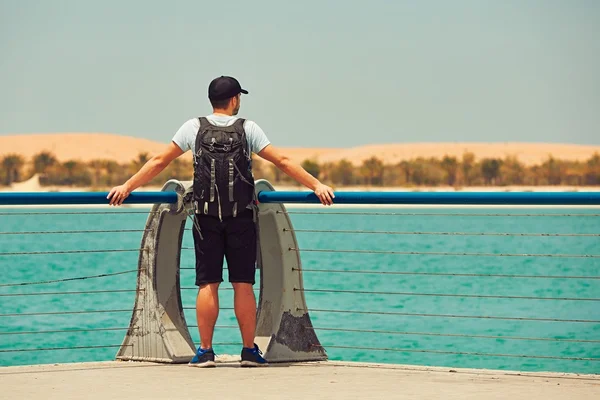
[107,76,335,368]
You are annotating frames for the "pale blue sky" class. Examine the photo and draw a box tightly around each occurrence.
[1,0,598,147]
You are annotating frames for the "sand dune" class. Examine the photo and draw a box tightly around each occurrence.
[317,142,600,166]
[0,133,188,162]
[1,133,599,166]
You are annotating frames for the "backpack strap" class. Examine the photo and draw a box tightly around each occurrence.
[198,117,213,135]
[230,118,247,204]
[233,118,246,137]
[196,117,214,141]
[199,117,211,128]
[194,117,212,162]
[233,118,249,158]
[232,118,258,220]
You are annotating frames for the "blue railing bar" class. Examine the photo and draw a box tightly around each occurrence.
[258,191,600,205]
[2,191,599,206]
[0,191,177,206]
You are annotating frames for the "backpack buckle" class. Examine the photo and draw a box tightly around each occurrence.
[224,138,233,152]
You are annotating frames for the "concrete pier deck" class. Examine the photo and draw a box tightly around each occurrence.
[1,360,598,400]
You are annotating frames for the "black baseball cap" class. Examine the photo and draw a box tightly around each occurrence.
[208,76,249,101]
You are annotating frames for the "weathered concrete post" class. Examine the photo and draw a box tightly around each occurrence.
[254,180,327,362]
[116,179,195,362]
[117,179,326,363]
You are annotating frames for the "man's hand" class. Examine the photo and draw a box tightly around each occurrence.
[314,183,335,206]
[107,184,131,206]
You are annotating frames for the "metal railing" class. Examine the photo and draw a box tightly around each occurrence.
[1,184,599,373]
[279,208,599,372]
[0,206,156,366]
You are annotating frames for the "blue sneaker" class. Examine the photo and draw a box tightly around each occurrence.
[240,343,268,367]
[189,347,216,368]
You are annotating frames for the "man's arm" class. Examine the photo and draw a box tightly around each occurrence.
[257,144,335,205]
[107,142,184,206]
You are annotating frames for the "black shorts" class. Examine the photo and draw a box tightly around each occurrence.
[192,209,257,286]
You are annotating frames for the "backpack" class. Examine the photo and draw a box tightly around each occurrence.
[193,117,255,220]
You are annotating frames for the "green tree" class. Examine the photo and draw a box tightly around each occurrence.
[88,159,105,187]
[360,157,384,186]
[1,154,26,185]
[480,158,502,185]
[61,160,92,186]
[301,159,321,179]
[318,162,335,184]
[540,156,564,185]
[563,161,585,186]
[527,165,542,186]
[382,163,404,186]
[440,155,458,186]
[399,161,413,185]
[499,156,525,185]
[330,159,355,186]
[461,152,476,186]
[33,151,58,174]
[411,158,445,186]
[584,153,600,185]
[104,160,126,185]
[63,160,78,179]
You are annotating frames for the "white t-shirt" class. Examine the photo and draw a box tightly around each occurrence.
[172,114,271,156]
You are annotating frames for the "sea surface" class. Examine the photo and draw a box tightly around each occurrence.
[0,206,599,374]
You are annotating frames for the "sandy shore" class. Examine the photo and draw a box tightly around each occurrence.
[2,173,599,193]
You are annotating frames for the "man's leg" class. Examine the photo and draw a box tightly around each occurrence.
[232,282,256,348]
[193,214,225,350]
[224,209,258,348]
[196,283,220,349]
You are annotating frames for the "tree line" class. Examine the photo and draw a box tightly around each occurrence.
[1,151,599,188]
[255,152,600,187]
[0,152,190,188]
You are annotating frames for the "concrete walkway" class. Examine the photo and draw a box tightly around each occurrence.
[1,360,598,400]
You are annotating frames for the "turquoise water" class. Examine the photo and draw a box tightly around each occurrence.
[0,207,599,374]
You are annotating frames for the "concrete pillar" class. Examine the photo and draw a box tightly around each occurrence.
[116,179,195,362]
[254,180,327,362]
